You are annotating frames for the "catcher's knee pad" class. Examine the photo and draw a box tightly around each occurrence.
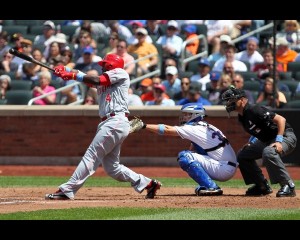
[178,150,196,171]
[177,150,217,189]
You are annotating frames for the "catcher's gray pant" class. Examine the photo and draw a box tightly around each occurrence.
[237,129,297,186]
[59,113,152,199]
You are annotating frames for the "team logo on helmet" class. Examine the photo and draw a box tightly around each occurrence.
[98,54,124,71]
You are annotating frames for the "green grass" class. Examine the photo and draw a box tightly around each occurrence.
[0,207,299,220]
[0,176,268,188]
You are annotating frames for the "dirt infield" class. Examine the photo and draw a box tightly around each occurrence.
[0,166,300,213]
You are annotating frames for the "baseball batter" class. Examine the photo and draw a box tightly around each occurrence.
[45,53,161,200]
[130,103,238,196]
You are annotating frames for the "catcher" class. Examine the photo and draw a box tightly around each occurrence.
[129,103,238,196]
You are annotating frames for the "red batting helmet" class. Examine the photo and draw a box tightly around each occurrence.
[98,53,124,70]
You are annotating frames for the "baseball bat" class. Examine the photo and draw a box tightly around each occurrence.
[9,48,55,72]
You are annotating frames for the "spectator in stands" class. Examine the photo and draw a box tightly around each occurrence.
[105,20,132,40]
[212,44,248,73]
[222,60,235,79]
[33,20,56,48]
[76,45,102,64]
[0,74,11,100]
[14,39,33,80]
[207,34,231,64]
[232,73,255,104]
[256,77,287,109]
[0,31,11,59]
[101,32,119,56]
[177,82,212,106]
[183,24,200,56]
[207,72,221,105]
[115,39,136,77]
[139,78,154,103]
[276,20,300,51]
[127,21,153,45]
[161,66,182,98]
[73,20,107,43]
[217,73,233,105]
[61,47,75,69]
[127,27,158,77]
[0,50,18,76]
[10,33,24,53]
[235,37,264,71]
[74,46,102,74]
[32,71,56,105]
[160,57,184,79]
[156,20,183,60]
[73,31,97,62]
[45,41,64,68]
[128,87,144,106]
[253,48,284,78]
[173,76,191,102]
[83,69,98,105]
[275,37,298,72]
[230,20,252,51]
[205,20,232,54]
[138,77,170,102]
[63,20,83,26]
[190,58,211,91]
[145,83,175,106]
[145,20,164,41]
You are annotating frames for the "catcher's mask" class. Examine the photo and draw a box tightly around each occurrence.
[98,53,124,71]
[221,86,246,113]
[179,103,206,125]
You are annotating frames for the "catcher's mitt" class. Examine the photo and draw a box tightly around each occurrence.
[129,116,146,134]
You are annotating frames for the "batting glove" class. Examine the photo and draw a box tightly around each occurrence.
[54,65,71,76]
[60,71,77,81]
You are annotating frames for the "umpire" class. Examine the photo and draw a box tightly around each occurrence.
[221,87,297,197]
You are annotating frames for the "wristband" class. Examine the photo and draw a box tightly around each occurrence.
[76,72,85,82]
[158,124,165,135]
[249,135,257,144]
[65,66,71,72]
[142,123,147,129]
[275,135,283,143]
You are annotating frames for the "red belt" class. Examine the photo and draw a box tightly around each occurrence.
[101,113,128,121]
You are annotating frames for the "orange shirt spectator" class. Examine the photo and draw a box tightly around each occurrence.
[275,37,298,72]
[184,25,199,56]
[140,78,169,102]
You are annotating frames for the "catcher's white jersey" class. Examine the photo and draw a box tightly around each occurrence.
[175,121,237,164]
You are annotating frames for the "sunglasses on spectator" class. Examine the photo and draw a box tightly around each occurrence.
[167,27,177,31]
[181,82,190,85]
[117,45,125,49]
[80,35,88,39]
[110,37,117,40]
[232,80,241,83]
[136,33,145,36]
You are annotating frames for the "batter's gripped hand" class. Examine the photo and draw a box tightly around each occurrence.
[129,116,146,134]
[60,71,76,81]
[53,65,66,76]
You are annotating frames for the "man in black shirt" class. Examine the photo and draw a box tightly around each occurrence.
[221,86,297,197]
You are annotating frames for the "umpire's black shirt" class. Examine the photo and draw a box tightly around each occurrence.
[238,103,292,143]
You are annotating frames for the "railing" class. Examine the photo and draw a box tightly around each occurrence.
[180,34,208,71]
[231,22,274,44]
[27,81,83,106]
[129,53,161,86]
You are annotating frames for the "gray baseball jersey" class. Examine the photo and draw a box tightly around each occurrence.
[58,68,152,199]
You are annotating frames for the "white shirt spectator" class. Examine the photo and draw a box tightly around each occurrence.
[235,50,264,71]
[212,58,248,72]
[190,73,211,91]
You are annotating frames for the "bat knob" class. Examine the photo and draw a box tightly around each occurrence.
[9,48,15,54]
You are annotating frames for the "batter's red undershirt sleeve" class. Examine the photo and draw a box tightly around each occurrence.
[99,73,111,86]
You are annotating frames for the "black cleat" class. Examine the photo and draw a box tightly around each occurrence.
[45,189,71,200]
[145,179,161,199]
[276,184,296,197]
[245,179,273,196]
[195,186,223,196]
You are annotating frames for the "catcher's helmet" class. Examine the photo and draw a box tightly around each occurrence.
[98,53,124,71]
[180,103,206,125]
[221,86,246,113]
